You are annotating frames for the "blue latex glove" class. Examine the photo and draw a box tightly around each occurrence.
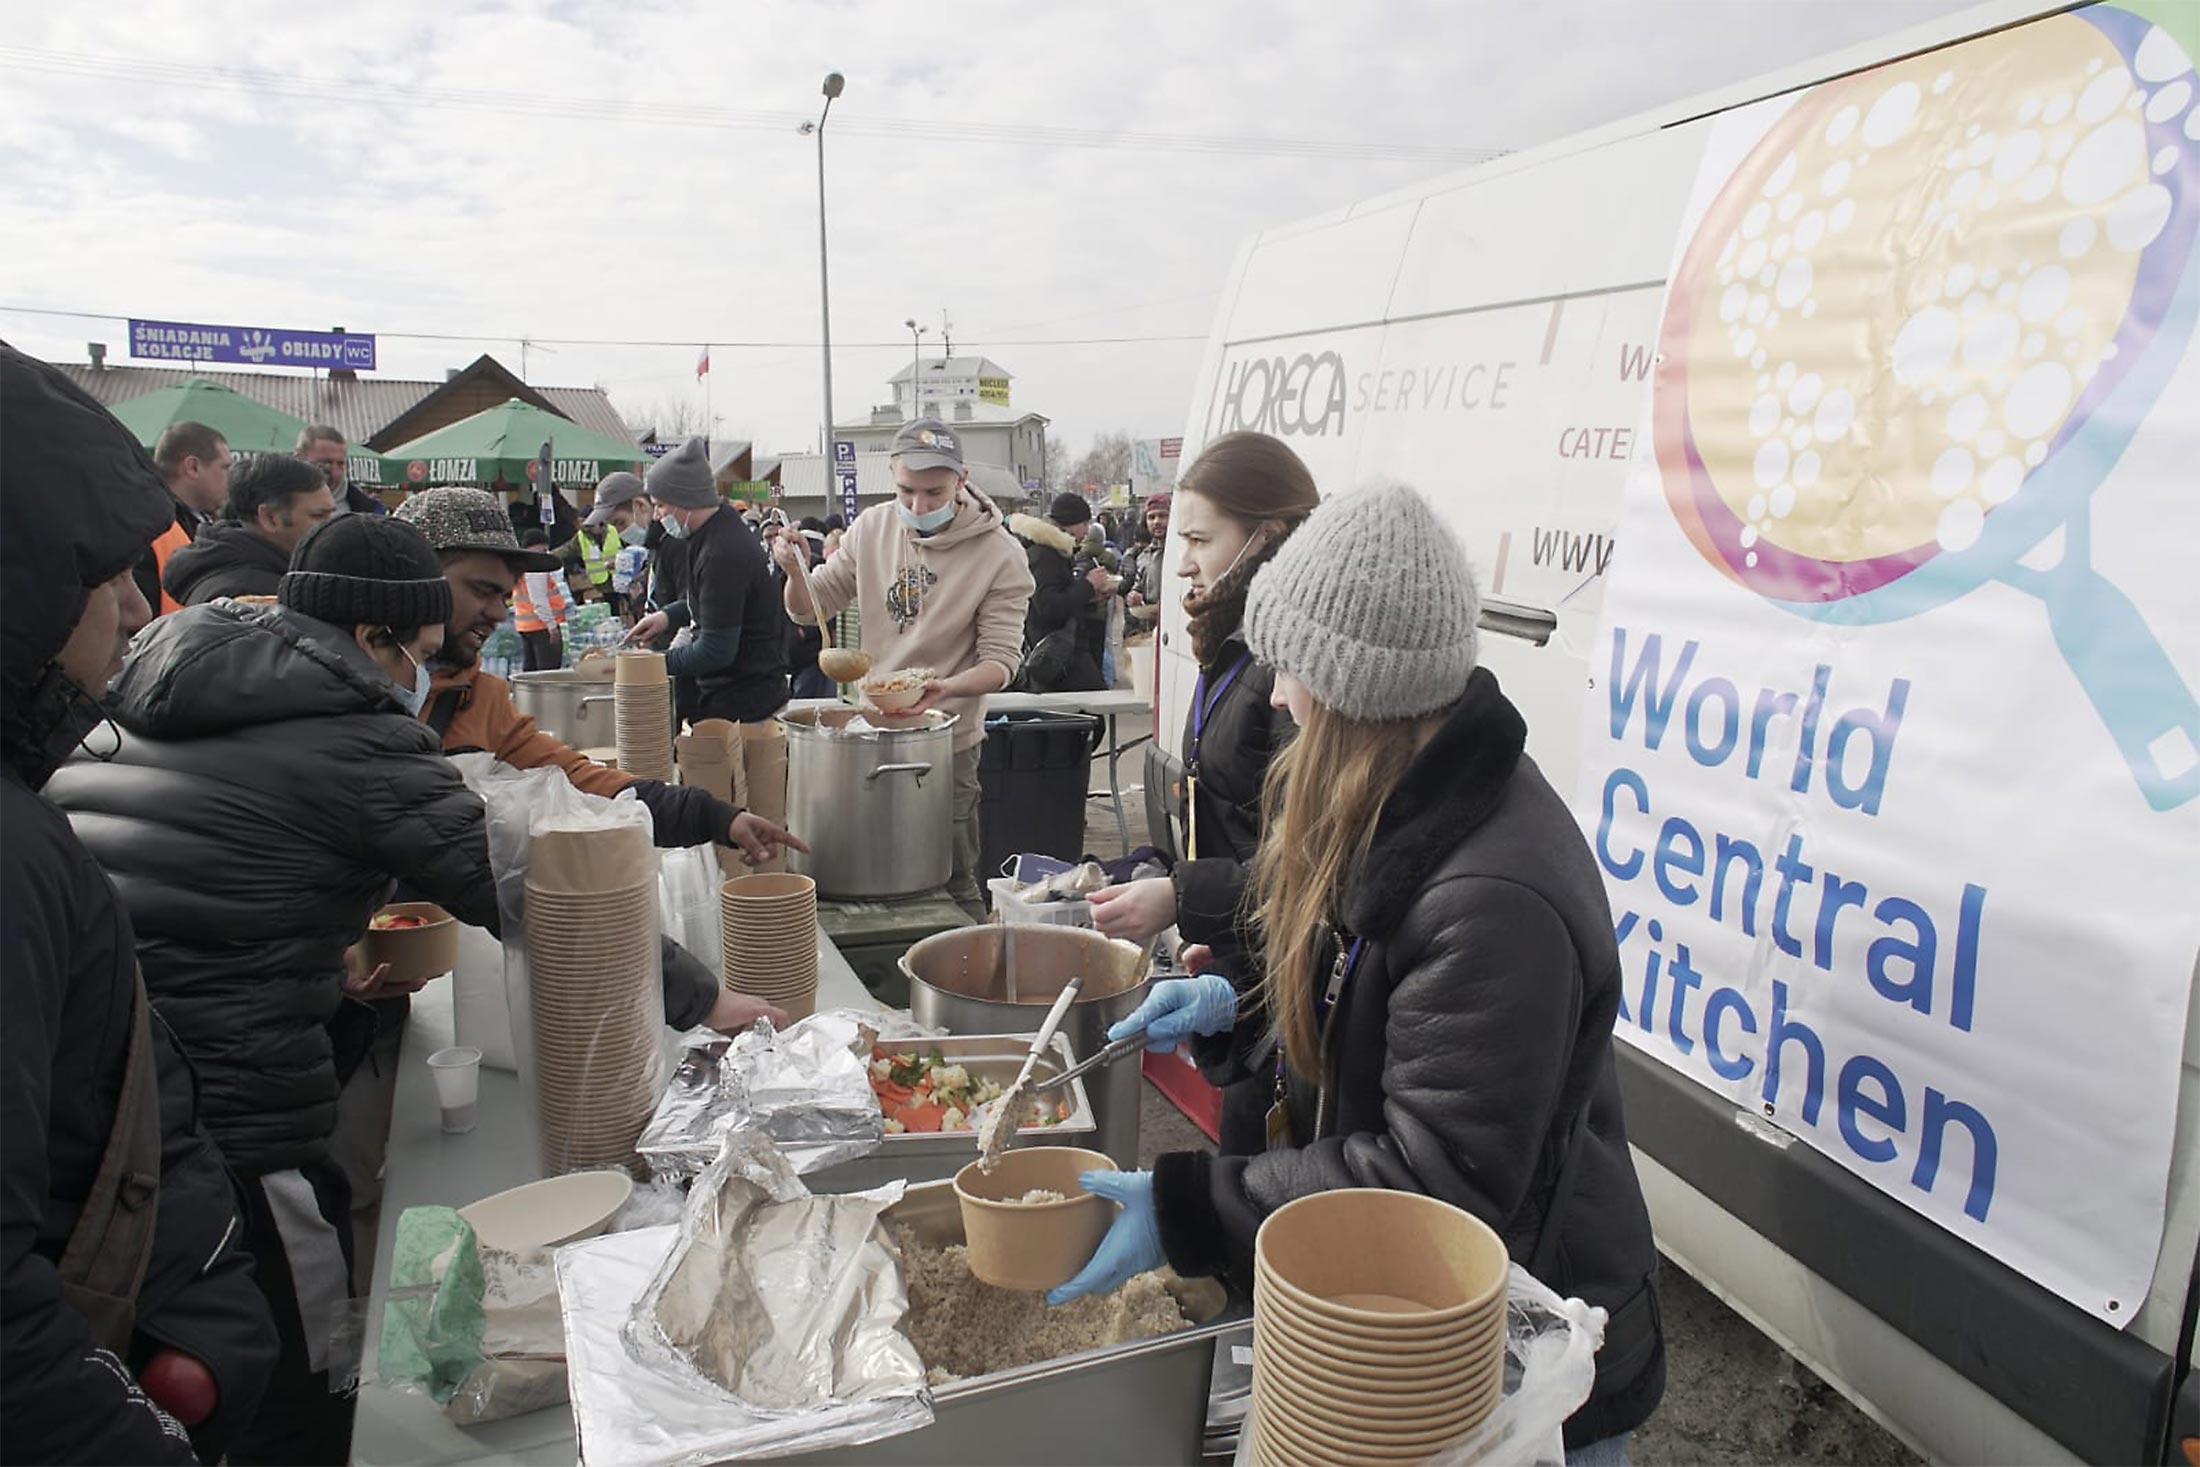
[1108,975,1238,1051]
[1046,1170,1163,1306]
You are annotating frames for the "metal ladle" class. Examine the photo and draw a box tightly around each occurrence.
[784,545,873,683]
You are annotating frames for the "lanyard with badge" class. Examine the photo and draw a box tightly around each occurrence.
[1266,927,1365,1151]
[1184,651,1252,862]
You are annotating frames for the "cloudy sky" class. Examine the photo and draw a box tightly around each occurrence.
[0,0,1983,459]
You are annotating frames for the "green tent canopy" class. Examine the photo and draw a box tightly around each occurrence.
[106,378,311,458]
[379,399,645,490]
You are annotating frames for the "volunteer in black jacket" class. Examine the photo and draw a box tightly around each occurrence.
[49,513,501,1465]
[0,344,276,1463]
[1087,433,1318,1154]
[624,437,789,724]
[1007,492,1112,692]
[1051,483,1664,1458]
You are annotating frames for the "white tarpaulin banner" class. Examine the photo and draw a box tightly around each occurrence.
[1574,6,2200,1322]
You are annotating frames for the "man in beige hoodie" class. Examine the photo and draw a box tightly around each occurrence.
[774,418,1034,911]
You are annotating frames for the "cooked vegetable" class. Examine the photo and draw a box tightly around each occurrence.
[866,1047,1069,1134]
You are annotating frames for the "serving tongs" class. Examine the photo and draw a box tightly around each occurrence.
[1035,1028,1148,1094]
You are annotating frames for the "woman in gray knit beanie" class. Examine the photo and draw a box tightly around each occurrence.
[1051,481,1667,1454]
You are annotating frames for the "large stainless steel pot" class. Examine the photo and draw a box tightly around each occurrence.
[509,668,673,747]
[780,707,957,899]
[900,925,1151,1167]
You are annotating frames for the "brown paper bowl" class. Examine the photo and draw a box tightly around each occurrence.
[1258,1328,1496,1416]
[1256,1339,1502,1427]
[1255,1189,1508,1323]
[362,902,458,985]
[1255,1320,1500,1401]
[1256,1258,1504,1346]
[613,649,667,685]
[721,873,816,906]
[952,1146,1112,1292]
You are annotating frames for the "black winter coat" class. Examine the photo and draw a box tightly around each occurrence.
[2,778,279,1464]
[1009,514,1103,692]
[49,602,501,1178]
[1157,671,1664,1446]
[161,520,291,605]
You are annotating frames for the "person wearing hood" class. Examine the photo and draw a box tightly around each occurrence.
[1007,491,1113,693]
[164,454,337,605]
[1,344,276,1464]
[49,513,503,1464]
[1048,484,1665,1460]
[625,437,790,726]
[773,417,1036,913]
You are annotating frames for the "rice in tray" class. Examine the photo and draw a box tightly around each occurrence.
[898,1234,1192,1384]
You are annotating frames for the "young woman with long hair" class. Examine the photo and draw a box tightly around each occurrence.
[1050,483,1664,1461]
[1087,431,1320,1151]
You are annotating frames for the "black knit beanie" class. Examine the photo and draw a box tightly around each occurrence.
[278,514,453,629]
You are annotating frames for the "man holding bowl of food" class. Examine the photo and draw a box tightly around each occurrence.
[772,418,1034,916]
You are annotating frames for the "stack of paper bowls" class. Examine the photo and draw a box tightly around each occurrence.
[523,825,662,1174]
[719,873,818,1021]
[1249,1189,1509,1466]
[612,650,674,781]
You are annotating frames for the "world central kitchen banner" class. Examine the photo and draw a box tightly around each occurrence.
[1576,5,2200,1322]
[130,317,377,371]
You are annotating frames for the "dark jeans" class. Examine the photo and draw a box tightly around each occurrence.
[230,1161,357,1466]
[520,629,563,671]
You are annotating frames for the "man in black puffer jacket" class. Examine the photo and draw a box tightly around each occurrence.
[49,514,500,1465]
[0,343,276,1463]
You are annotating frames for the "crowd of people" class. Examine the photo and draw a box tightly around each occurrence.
[3,335,1662,1464]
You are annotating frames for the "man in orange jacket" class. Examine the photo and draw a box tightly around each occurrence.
[133,421,232,616]
[394,488,806,875]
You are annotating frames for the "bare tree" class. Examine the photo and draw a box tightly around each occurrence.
[1043,433,1069,493]
[620,395,708,442]
[1065,431,1133,495]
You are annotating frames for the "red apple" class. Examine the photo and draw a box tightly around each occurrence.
[138,1349,217,1426]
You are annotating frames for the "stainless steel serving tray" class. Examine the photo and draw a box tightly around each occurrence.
[803,1033,1097,1195]
[772,1179,1252,1466]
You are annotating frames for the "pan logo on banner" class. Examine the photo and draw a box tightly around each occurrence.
[1578,4,2200,1322]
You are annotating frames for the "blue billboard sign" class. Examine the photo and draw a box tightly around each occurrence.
[128,318,377,371]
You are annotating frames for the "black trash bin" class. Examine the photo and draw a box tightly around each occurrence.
[977,710,1102,891]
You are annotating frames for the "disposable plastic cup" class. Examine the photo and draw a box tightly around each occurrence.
[426,1046,483,1134]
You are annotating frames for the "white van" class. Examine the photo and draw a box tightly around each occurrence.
[1152,2,2200,1461]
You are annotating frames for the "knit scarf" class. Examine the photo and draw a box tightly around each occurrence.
[1183,523,1282,668]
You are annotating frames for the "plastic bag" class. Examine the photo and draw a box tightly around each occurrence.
[1232,1264,1605,1467]
[377,1205,578,1425]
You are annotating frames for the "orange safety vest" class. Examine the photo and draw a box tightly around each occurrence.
[512,569,570,634]
[149,520,190,616]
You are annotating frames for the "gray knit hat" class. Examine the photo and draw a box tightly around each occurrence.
[644,437,719,509]
[1242,482,1479,721]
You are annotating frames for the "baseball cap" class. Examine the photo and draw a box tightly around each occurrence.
[890,417,964,474]
[583,470,647,527]
[395,487,561,570]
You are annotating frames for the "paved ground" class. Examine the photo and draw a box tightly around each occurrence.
[1086,697,1918,1466]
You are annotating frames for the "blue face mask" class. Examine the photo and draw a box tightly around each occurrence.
[620,521,649,546]
[387,632,431,718]
[662,514,691,540]
[897,499,956,535]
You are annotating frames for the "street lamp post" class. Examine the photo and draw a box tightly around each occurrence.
[803,72,846,457]
[903,318,927,420]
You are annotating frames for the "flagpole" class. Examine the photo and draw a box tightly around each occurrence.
[703,341,712,449]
